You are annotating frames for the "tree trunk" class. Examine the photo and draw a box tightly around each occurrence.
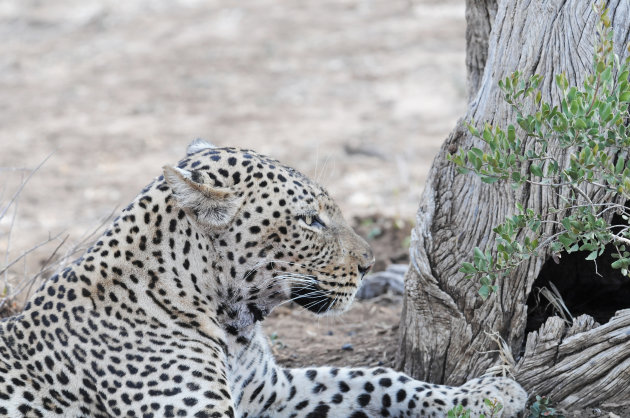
[464,0,497,100]
[397,0,630,408]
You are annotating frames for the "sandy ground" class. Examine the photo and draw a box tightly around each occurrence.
[0,0,466,275]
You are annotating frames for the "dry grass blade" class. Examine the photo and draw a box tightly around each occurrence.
[0,232,65,279]
[537,282,573,325]
[482,331,517,379]
[0,209,114,313]
[0,152,54,220]
[0,152,113,316]
[1,154,55,314]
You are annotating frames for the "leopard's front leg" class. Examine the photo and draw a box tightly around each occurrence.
[275,367,527,417]
[228,326,527,417]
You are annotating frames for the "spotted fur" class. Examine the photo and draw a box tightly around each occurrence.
[0,141,527,417]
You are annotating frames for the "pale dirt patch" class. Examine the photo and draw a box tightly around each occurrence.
[0,0,466,268]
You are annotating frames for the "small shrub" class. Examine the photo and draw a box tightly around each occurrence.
[529,395,565,418]
[483,398,503,418]
[447,399,503,418]
[447,404,471,418]
[449,3,630,298]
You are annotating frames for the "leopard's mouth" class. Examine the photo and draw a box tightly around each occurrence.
[290,282,335,314]
[289,278,358,315]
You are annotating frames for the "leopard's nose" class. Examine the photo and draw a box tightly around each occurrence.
[358,251,375,277]
[358,263,372,277]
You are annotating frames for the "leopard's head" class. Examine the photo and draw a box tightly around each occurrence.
[163,140,374,317]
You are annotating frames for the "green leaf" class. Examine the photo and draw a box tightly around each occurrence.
[602,66,612,83]
[597,60,606,74]
[529,219,541,233]
[600,103,612,121]
[460,262,476,274]
[517,117,529,131]
[555,73,568,90]
[482,127,493,143]
[615,157,625,174]
[478,284,491,300]
[481,176,500,184]
[507,125,516,143]
[585,250,599,261]
[467,150,482,171]
[473,247,485,261]
[470,147,484,159]
[575,118,587,129]
[561,217,573,230]
[511,172,521,183]
[558,234,574,249]
[530,164,544,177]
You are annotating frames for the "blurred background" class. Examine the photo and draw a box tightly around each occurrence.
[0,0,466,283]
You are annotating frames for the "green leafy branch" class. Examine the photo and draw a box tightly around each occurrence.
[448,4,630,299]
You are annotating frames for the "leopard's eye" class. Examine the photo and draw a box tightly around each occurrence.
[299,214,326,229]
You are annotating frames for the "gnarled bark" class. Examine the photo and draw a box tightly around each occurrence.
[398,0,630,408]
[464,0,497,100]
[516,310,630,407]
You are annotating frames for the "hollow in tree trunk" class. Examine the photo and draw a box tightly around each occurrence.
[397,0,630,408]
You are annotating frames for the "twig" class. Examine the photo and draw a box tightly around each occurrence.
[12,208,115,306]
[0,231,63,311]
[3,195,19,294]
[0,152,54,220]
[610,234,630,246]
[22,234,69,301]
[481,331,516,379]
[585,72,602,117]
[0,232,64,279]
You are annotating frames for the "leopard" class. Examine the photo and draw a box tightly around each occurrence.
[0,139,528,417]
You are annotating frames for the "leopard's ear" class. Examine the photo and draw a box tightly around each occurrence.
[186,138,215,156]
[163,165,241,228]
